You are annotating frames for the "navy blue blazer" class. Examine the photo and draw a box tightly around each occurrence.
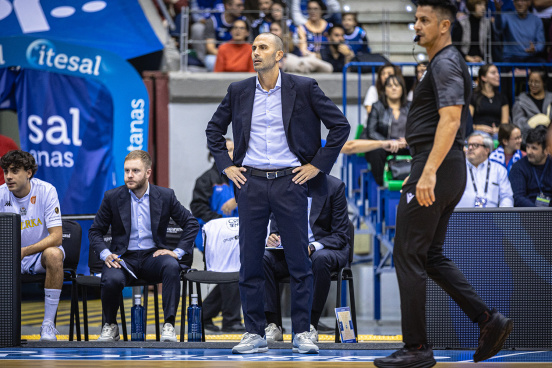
[271,174,350,255]
[89,184,199,259]
[206,72,350,174]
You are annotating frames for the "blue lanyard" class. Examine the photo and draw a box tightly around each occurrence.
[532,159,550,194]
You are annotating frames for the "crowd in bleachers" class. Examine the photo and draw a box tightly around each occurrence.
[161,0,552,72]
[345,60,552,208]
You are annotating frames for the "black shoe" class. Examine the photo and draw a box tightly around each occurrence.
[374,345,436,368]
[204,320,220,332]
[222,323,246,333]
[474,309,513,362]
[316,321,335,333]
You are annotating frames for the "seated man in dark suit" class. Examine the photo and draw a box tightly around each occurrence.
[263,174,349,342]
[89,150,199,342]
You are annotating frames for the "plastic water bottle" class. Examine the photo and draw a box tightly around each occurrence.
[131,294,145,341]
[187,293,202,342]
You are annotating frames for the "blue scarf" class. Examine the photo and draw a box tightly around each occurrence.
[489,146,523,174]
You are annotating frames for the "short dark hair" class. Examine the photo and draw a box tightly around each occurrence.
[529,67,548,89]
[342,12,359,24]
[307,0,327,14]
[328,25,345,36]
[416,0,457,22]
[526,126,548,149]
[232,19,250,32]
[498,123,519,146]
[383,74,408,107]
[0,150,38,178]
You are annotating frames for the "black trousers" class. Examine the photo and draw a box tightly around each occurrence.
[394,149,488,345]
[263,247,348,328]
[236,170,312,336]
[101,249,181,324]
[202,283,242,327]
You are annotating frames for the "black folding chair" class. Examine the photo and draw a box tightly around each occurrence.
[22,219,82,341]
[74,230,161,341]
[180,218,239,342]
[276,220,357,342]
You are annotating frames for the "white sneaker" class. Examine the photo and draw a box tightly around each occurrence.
[307,324,318,342]
[292,331,319,354]
[232,332,268,354]
[161,323,177,342]
[39,322,58,341]
[98,323,120,342]
[265,323,283,342]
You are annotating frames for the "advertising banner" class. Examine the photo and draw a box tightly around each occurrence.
[0,0,163,59]
[0,35,150,212]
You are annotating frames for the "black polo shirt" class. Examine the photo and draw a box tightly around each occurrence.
[406,45,471,147]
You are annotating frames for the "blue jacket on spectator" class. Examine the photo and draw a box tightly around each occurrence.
[495,11,545,61]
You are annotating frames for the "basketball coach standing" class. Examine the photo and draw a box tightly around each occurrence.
[206,32,350,354]
[374,1,513,367]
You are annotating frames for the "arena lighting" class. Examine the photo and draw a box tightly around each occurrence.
[417,53,426,61]
[408,23,415,30]
[406,4,414,12]
[343,4,351,11]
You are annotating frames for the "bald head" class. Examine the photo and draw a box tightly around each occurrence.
[256,32,284,52]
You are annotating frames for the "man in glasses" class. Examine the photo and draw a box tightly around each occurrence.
[456,132,513,208]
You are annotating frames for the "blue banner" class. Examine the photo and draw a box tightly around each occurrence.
[0,0,163,59]
[0,35,150,208]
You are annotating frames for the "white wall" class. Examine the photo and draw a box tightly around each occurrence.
[169,103,364,208]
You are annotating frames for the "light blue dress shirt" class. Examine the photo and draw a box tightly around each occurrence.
[242,71,301,170]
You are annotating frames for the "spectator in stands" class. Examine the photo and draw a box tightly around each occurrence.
[204,0,247,71]
[494,0,546,63]
[190,139,245,333]
[189,0,225,63]
[268,1,298,39]
[263,174,349,343]
[451,0,499,63]
[470,64,510,136]
[512,68,552,140]
[297,0,332,57]
[251,0,274,37]
[89,150,199,342]
[320,25,355,72]
[510,126,551,206]
[270,21,333,72]
[0,134,19,185]
[489,123,526,173]
[364,75,411,186]
[290,0,341,26]
[341,12,371,55]
[363,63,402,114]
[407,61,427,102]
[457,132,514,207]
[0,150,63,341]
[214,20,255,72]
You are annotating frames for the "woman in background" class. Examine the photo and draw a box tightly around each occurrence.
[470,63,509,136]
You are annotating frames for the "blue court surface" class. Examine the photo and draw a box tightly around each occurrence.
[1,348,551,364]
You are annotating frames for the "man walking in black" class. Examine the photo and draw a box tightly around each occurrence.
[374,1,513,367]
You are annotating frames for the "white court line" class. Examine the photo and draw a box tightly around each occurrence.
[459,350,548,363]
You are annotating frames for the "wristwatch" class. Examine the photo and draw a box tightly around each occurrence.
[308,243,316,255]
